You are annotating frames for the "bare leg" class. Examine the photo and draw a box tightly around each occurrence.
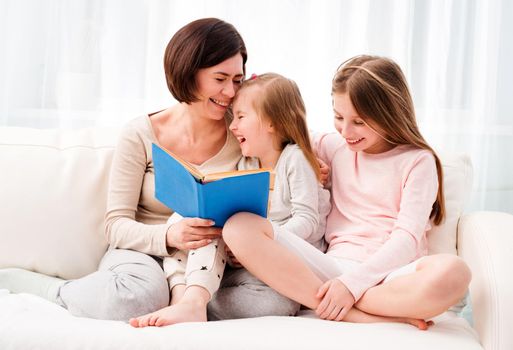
[355,254,471,319]
[223,213,429,329]
[170,284,186,305]
[224,214,321,308]
[129,285,209,327]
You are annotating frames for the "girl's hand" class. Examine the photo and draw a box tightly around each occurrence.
[317,158,330,186]
[225,246,242,268]
[166,218,221,250]
[315,278,355,321]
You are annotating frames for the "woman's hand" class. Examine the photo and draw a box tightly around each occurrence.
[317,157,330,186]
[315,278,355,321]
[166,218,222,250]
[225,245,243,268]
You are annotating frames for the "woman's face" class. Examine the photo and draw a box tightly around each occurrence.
[333,92,393,154]
[194,54,245,120]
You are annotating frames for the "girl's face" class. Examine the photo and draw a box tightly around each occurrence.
[230,86,275,158]
[333,93,393,154]
[193,54,245,120]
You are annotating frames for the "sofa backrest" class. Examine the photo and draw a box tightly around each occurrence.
[0,127,473,279]
[0,127,118,279]
[427,152,473,255]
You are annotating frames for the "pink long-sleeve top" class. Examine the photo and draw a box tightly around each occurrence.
[314,132,438,301]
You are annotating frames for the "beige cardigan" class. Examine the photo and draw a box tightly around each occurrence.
[104,115,241,257]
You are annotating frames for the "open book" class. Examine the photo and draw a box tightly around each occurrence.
[152,143,272,226]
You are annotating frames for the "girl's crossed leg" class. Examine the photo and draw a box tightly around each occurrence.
[223,212,470,329]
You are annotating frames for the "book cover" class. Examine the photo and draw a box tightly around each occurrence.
[152,143,271,226]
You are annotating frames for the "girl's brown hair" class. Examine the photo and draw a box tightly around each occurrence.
[332,55,445,224]
[236,73,321,181]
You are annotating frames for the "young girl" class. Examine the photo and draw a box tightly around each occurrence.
[131,73,331,327]
[222,56,471,329]
[232,73,331,253]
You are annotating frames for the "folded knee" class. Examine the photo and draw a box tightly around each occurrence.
[223,212,260,246]
[424,255,471,300]
[62,271,169,321]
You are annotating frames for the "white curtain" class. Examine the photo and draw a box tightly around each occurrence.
[0,0,512,213]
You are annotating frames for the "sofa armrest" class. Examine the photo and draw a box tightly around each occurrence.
[457,211,513,350]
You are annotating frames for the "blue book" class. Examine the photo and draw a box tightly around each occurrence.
[152,143,271,226]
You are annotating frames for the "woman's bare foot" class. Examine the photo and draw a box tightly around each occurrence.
[129,300,207,327]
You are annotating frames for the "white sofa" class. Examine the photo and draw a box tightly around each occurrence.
[0,126,512,350]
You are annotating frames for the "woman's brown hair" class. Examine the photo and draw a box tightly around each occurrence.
[332,55,445,224]
[236,73,321,181]
[164,18,247,103]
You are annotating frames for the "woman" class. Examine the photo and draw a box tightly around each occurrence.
[0,18,299,323]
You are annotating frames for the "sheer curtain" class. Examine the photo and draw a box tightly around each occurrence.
[0,0,511,213]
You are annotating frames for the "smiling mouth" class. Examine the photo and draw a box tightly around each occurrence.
[236,136,246,144]
[346,137,364,145]
[211,98,230,107]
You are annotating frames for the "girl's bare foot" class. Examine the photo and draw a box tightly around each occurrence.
[129,300,207,327]
[404,318,435,330]
[342,307,434,330]
[383,315,434,330]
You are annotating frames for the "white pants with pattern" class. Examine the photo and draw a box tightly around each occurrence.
[163,213,227,299]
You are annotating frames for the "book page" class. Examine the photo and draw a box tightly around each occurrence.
[155,143,274,188]
[158,145,205,181]
[204,169,275,190]
[203,168,270,182]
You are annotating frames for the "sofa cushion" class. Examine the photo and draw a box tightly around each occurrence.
[0,127,118,279]
[427,153,473,255]
[0,292,483,350]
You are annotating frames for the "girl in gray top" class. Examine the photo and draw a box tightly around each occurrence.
[228,73,330,269]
